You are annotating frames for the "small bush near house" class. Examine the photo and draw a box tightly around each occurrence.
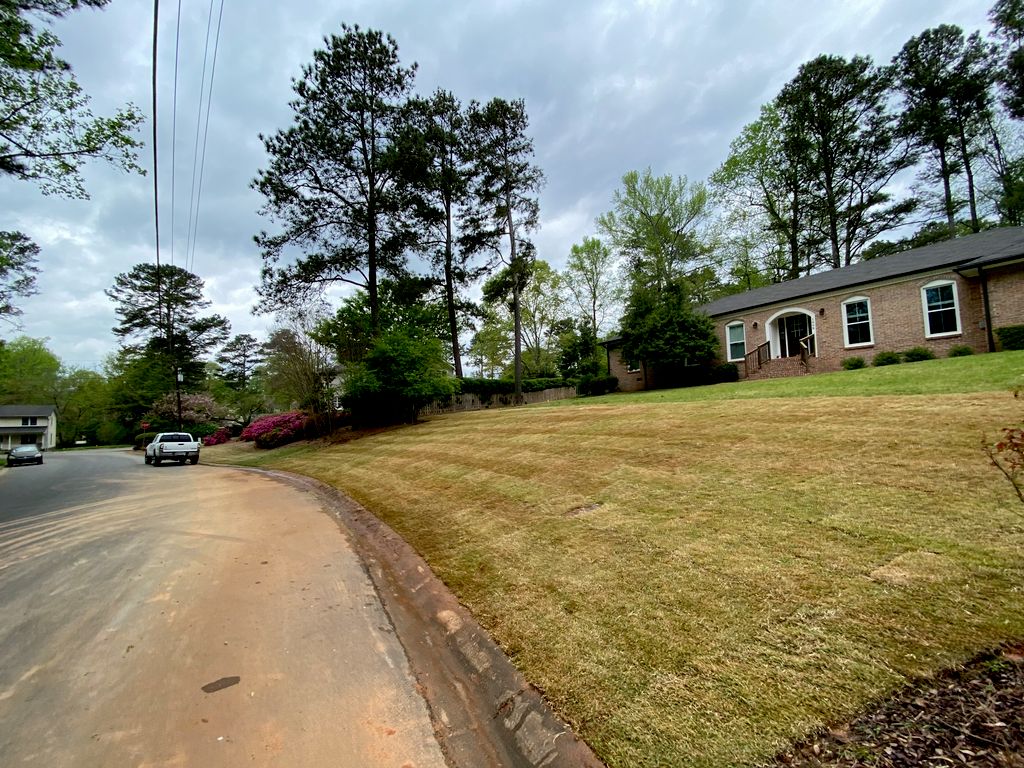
[133,431,157,450]
[203,427,232,446]
[903,346,937,362]
[996,325,1024,351]
[711,362,739,383]
[240,411,308,449]
[841,356,866,370]
[577,374,619,397]
[872,351,903,366]
[948,345,974,357]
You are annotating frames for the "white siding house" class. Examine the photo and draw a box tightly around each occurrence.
[0,405,57,451]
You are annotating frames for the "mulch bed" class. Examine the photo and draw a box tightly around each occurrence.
[772,644,1024,767]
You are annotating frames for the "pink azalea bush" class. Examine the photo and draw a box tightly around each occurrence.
[203,427,232,446]
[240,412,308,449]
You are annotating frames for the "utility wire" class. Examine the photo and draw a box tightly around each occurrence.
[187,0,226,275]
[169,0,182,267]
[183,0,217,277]
[151,0,162,343]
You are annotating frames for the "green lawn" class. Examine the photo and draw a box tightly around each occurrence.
[205,351,1024,767]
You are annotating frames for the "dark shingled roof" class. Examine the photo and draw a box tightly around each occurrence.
[0,405,55,418]
[700,226,1024,318]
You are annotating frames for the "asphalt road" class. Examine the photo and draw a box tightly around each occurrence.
[0,448,447,767]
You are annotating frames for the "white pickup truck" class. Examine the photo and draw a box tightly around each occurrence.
[145,432,201,466]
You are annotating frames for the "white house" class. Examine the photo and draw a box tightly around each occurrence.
[0,405,58,451]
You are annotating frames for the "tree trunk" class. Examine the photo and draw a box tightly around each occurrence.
[505,201,522,406]
[956,123,980,233]
[443,200,462,378]
[938,144,957,238]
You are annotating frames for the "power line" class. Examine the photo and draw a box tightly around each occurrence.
[169,0,182,267]
[151,0,162,344]
[183,0,217,276]
[187,0,226,275]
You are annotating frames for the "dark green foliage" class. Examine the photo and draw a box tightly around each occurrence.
[775,54,916,269]
[576,375,619,397]
[343,330,457,426]
[948,345,975,357]
[996,325,1024,350]
[903,346,937,362]
[0,0,143,197]
[619,279,719,383]
[252,24,417,330]
[842,356,867,370]
[872,351,903,366]
[134,432,156,450]
[552,317,602,380]
[991,0,1024,118]
[0,231,39,323]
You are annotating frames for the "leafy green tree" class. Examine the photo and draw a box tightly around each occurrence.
[0,0,144,196]
[467,307,512,379]
[467,97,544,404]
[619,279,718,384]
[711,105,820,281]
[104,347,172,434]
[401,90,491,377]
[597,168,710,292]
[0,231,39,325]
[776,54,916,268]
[991,0,1024,119]
[563,236,620,338]
[54,367,109,446]
[253,24,417,332]
[106,263,230,388]
[261,305,333,413]
[518,260,564,378]
[0,334,58,402]
[342,329,457,425]
[313,275,448,367]
[216,333,263,389]
[551,317,602,379]
[893,25,998,235]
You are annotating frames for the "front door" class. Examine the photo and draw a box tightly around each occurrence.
[778,314,810,358]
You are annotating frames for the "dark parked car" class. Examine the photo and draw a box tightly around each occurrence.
[7,445,43,467]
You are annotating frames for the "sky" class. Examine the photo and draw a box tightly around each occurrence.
[1,0,994,370]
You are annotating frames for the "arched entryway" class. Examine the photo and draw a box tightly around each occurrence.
[765,308,816,358]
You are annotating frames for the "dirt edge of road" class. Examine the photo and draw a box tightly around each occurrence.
[248,467,606,768]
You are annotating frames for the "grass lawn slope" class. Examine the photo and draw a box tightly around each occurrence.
[206,351,1024,767]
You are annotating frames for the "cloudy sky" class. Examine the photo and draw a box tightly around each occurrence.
[1,0,993,369]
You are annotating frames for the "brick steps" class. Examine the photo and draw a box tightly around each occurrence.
[744,356,808,380]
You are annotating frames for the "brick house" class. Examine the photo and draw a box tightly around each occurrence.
[699,227,1024,380]
[0,405,58,451]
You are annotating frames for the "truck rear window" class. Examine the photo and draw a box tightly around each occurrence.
[159,434,191,442]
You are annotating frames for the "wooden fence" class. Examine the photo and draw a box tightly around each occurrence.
[418,386,578,417]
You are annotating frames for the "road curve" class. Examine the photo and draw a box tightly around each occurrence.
[0,449,446,767]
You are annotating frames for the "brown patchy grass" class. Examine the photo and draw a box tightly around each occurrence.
[205,390,1024,767]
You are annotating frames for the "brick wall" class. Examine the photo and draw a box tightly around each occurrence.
[716,266,1013,377]
[606,347,647,392]
[986,264,1024,345]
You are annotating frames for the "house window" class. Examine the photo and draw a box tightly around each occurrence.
[726,323,746,362]
[921,280,960,337]
[625,358,641,373]
[842,297,873,347]
[21,417,37,426]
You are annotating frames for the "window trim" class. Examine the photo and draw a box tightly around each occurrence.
[920,279,961,338]
[725,322,746,362]
[841,296,874,349]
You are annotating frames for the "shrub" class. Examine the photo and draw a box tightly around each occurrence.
[903,346,937,362]
[240,411,308,449]
[577,375,619,397]
[343,331,458,426]
[948,345,974,357]
[458,377,570,402]
[711,362,739,383]
[841,356,866,370]
[996,325,1024,351]
[872,351,902,366]
[203,427,232,446]
[134,431,157,450]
